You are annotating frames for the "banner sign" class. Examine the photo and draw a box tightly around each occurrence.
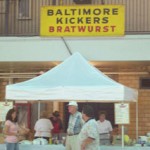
[115,103,130,124]
[40,5,125,36]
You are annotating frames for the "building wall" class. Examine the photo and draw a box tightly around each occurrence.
[119,74,150,139]
[0,79,7,100]
[0,0,150,35]
[138,87,150,136]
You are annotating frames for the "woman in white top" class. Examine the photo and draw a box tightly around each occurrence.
[97,111,112,145]
[34,111,53,142]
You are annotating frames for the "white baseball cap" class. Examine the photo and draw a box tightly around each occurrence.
[68,101,78,106]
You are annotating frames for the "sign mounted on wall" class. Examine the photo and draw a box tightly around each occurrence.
[40,5,125,36]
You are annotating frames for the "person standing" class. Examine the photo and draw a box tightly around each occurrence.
[78,105,100,150]
[97,111,113,145]
[66,101,83,150]
[4,108,19,150]
[34,111,53,142]
[50,111,63,138]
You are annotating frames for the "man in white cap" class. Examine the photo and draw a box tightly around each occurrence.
[66,101,84,150]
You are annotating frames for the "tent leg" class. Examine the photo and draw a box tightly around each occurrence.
[121,125,124,149]
[136,101,138,140]
[38,100,41,119]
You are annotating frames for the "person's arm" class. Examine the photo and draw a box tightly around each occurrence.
[19,126,30,135]
[81,137,95,150]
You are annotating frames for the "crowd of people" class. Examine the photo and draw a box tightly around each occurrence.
[3,101,117,150]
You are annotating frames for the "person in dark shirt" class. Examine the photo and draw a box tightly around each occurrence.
[50,111,63,138]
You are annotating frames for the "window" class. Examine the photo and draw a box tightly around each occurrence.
[17,0,31,19]
[64,102,114,132]
[140,78,150,89]
[73,0,92,4]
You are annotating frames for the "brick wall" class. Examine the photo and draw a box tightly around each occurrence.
[138,89,150,136]
[0,80,7,101]
[119,74,150,139]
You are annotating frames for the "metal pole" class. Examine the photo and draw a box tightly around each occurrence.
[121,125,124,149]
[61,37,72,55]
[38,101,41,119]
[136,100,138,140]
[121,101,125,149]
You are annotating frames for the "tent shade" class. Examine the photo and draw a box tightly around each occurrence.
[5,53,138,101]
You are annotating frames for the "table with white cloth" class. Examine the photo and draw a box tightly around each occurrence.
[0,144,150,150]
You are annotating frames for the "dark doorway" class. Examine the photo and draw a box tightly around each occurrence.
[63,102,115,132]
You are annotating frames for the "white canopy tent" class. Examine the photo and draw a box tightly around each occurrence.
[5,52,138,101]
[5,52,138,148]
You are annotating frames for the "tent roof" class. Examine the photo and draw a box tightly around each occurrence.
[6,53,138,101]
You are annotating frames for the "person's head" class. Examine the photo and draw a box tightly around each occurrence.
[113,125,119,134]
[82,105,94,121]
[98,111,106,122]
[40,111,48,119]
[52,111,60,120]
[68,101,78,114]
[6,108,17,122]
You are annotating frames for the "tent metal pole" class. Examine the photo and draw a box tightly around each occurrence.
[38,101,41,119]
[121,101,125,149]
[136,100,138,140]
[121,125,124,149]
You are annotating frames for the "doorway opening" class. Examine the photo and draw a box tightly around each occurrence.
[63,102,115,132]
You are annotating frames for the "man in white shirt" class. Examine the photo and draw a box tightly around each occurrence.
[34,111,53,142]
[78,105,100,150]
[97,112,112,145]
[66,101,84,150]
